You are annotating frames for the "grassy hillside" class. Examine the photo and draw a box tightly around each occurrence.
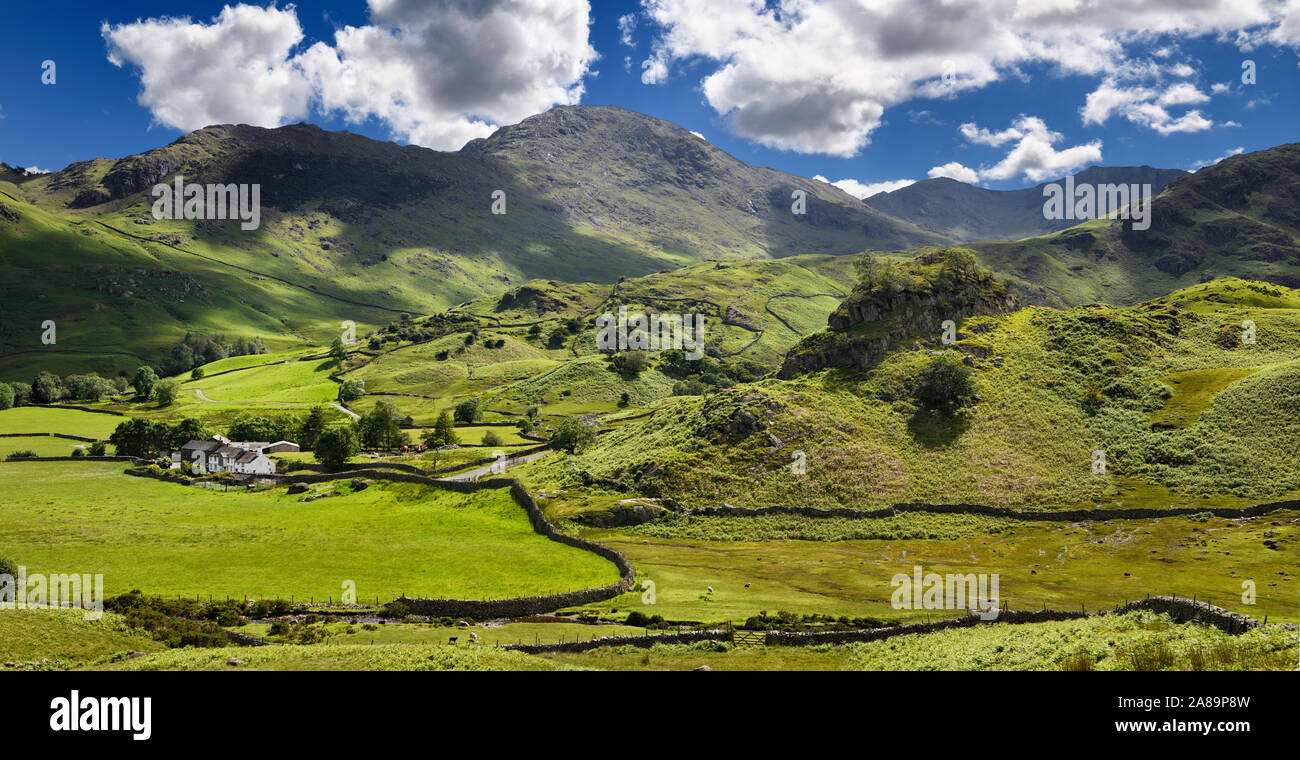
[959,144,1300,306]
[539,277,1300,511]
[0,107,946,379]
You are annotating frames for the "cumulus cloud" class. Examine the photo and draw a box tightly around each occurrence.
[103,5,312,132]
[814,175,915,199]
[103,1,598,150]
[1082,77,1216,134]
[927,162,980,183]
[931,116,1103,184]
[636,0,1293,156]
[689,130,705,140]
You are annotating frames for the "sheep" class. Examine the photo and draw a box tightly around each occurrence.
[707,586,714,594]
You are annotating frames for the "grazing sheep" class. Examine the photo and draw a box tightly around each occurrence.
[469,632,479,643]
[707,586,714,594]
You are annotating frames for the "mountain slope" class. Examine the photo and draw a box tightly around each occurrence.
[864,166,1187,242]
[960,143,1300,307]
[0,107,948,375]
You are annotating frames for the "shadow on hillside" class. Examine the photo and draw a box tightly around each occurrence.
[907,408,969,448]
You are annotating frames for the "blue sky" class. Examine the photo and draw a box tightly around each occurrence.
[1,0,1297,195]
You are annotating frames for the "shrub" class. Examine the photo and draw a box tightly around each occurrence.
[481,430,502,447]
[190,367,205,381]
[88,441,107,456]
[339,379,366,402]
[549,418,596,453]
[71,448,86,457]
[383,601,410,619]
[5,450,38,460]
[913,356,976,412]
[453,397,482,424]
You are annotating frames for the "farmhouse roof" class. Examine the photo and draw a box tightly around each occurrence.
[182,439,222,452]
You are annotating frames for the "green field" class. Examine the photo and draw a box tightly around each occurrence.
[569,509,1300,625]
[0,406,125,438]
[85,642,570,671]
[0,462,620,600]
[0,607,164,666]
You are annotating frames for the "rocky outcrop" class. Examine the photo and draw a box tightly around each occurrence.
[778,251,1018,378]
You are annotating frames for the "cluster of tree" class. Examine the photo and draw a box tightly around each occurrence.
[108,418,213,458]
[912,355,976,413]
[1,371,129,409]
[159,333,268,376]
[420,410,459,448]
[655,349,766,396]
[227,406,331,449]
[368,312,477,348]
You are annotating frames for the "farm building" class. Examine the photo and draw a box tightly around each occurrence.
[176,437,291,476]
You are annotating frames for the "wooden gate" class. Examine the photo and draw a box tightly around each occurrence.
[731,630,766,646]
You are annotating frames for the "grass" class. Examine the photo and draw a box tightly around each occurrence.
[83,643,571,671]
[231,619,648,647]
[542,278,1300,510]
[0,406,124,438]
[0,607,164,665]
[567,509,1300,625]
[0,435,96,457]
[0,461,621,600]
[841,610,1298,671]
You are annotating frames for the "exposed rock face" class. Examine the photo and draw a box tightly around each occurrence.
[778,251,1019,378]
[576,500,665,527]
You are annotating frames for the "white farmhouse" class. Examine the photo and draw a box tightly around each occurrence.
[178,438,283,476]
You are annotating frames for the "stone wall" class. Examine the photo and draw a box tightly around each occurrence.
[689,498,1300,523]
[501,596,1282,653]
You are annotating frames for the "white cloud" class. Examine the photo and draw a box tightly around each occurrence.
[618,13,638,47]
[689,130,705,140]
[814,175,915,199]
[932,116,1103,184]
[24,166,50,175]
[636,0,1292,156]
[103,5,312,133]
[927,162,980,184]
[1189,145,1244,170]
[103,1,598,151]
[1081,78,1216,134]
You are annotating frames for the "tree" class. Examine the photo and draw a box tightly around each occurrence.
[155,378,180,406]
[453,397,481,424]
[481,430,502,447]
[525,405,539,420]
[191,366,205,381]
[549,417,596,453]
[227,414,283,442]
[515,417,533,434]
[64,374,113,402]
[339,378,365,402]
[167,418,210,450]
[329,336,349,364]
[88,441,107,456]
[298,405,327,449]
[132,366,159,400]
[422,410,459,448]
[31,371,63,404]
[546,328,568,349]
[108,418,170,458]
[8,382,29,407]
[314,425,360,471]
[358,400,406,449]
[913,356,976,413]
[618,392,631,408]
[612,351,649,375]
[0,383,12,411]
